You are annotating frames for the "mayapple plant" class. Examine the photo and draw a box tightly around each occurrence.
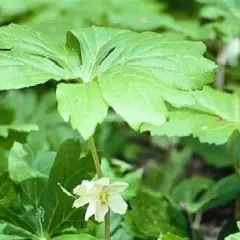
[3,22,239,240]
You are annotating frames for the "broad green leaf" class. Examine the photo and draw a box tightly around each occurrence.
[52,234,102,240]
[124,189,188,238]
[158,232,188,240]
[186,174,240,213]
[143,87,240,144]
[41,139,95,235]
[171,176,214,212]
[0,25,216,137]
[56,81,108,140]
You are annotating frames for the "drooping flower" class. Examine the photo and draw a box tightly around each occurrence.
[72,177,129,222]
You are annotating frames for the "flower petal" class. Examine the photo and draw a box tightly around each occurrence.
[85,201,97,221]
[109,194,128,214]
[95,203,109,222]
[73,196,92,208]
[73,180,94,196]
[106,182,129,194]
[94,177,110,187]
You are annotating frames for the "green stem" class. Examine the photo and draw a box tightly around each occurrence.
[88,136,103,178]
[105,211,111,240]
[88,136,111,240]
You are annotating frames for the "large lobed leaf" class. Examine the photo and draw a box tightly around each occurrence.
[0,24,217,139]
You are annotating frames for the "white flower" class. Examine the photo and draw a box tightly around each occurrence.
[72,177,129,222]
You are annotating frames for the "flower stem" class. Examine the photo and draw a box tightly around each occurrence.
[105,212,111,240]
[88,136,111,240]
[88,136,103,178]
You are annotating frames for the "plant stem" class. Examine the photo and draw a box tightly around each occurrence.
[105,211,111,240]
[88,136,111,240]
[88,136,103,178]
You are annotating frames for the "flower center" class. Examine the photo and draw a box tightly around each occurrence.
[98,191,109,204]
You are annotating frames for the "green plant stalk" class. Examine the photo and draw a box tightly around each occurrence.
[88,136,111,240]
[88,136,103,178]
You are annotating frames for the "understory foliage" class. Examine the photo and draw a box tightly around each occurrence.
[0,0,240,239]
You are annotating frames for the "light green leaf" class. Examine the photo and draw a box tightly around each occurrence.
[143,87,240,144]
[225,233,240,240]
[56,81,108,140]
[100,66,168,129]
[8,142,55,183]
[0,124,38,138]
[0,24,81,89]
[52,234,102,240]
[158,232,188,240]
[8,142,56,210]
[0,25,216,134]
